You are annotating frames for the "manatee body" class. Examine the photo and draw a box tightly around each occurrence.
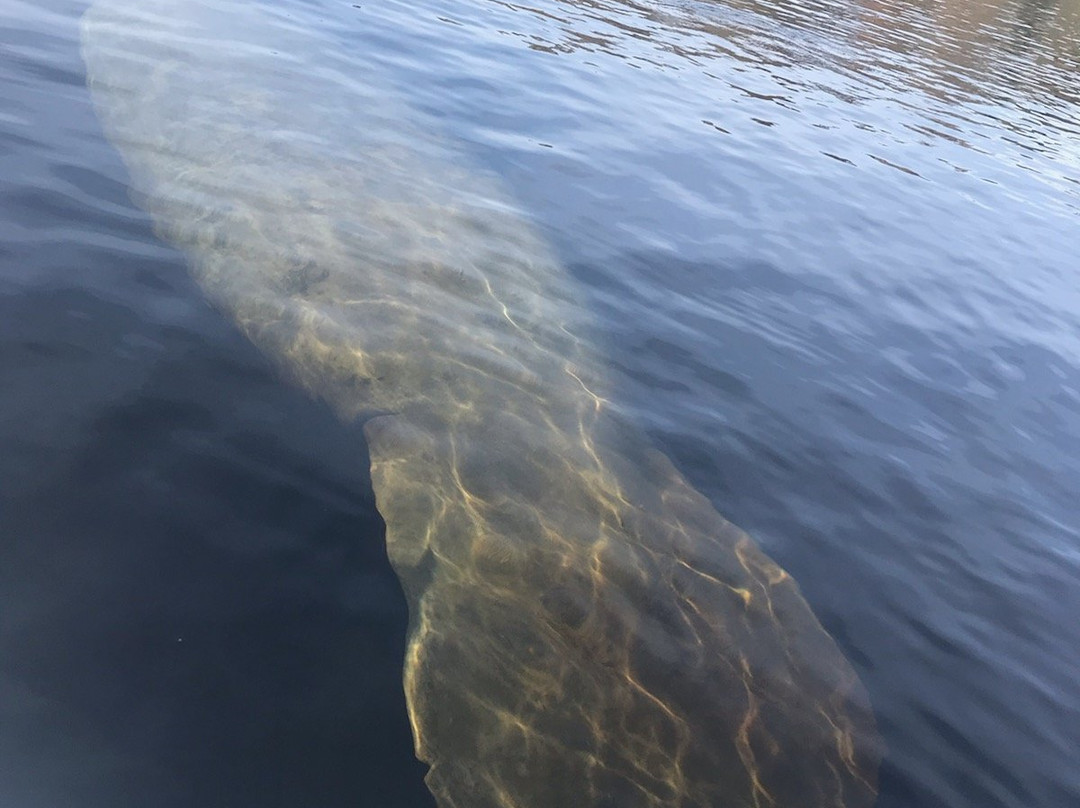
[81,1,879,805]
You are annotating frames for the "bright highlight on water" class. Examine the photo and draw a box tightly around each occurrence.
[80,0,880,804]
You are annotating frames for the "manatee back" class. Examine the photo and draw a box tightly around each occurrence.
[81,2,881,806]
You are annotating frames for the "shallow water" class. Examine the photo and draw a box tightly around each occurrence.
[2,0,1078,807]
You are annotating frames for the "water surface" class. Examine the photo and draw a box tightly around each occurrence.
[2,0,1079,807]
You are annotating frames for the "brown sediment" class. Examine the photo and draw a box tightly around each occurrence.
[80,0,881,805]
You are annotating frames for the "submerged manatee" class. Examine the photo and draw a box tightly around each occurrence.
[81,0,879,805]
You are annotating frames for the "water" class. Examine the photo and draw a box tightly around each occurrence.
[1,0,1078,806]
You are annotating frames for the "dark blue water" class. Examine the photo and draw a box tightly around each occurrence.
[1,3,432,805]
[2,0,1078,807]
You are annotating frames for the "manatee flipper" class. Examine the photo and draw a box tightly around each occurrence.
[81,0,880,805]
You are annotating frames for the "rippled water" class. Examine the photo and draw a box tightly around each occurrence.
[2,0,1078,807]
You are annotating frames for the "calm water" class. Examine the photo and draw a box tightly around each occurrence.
[2,0,1078,806]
